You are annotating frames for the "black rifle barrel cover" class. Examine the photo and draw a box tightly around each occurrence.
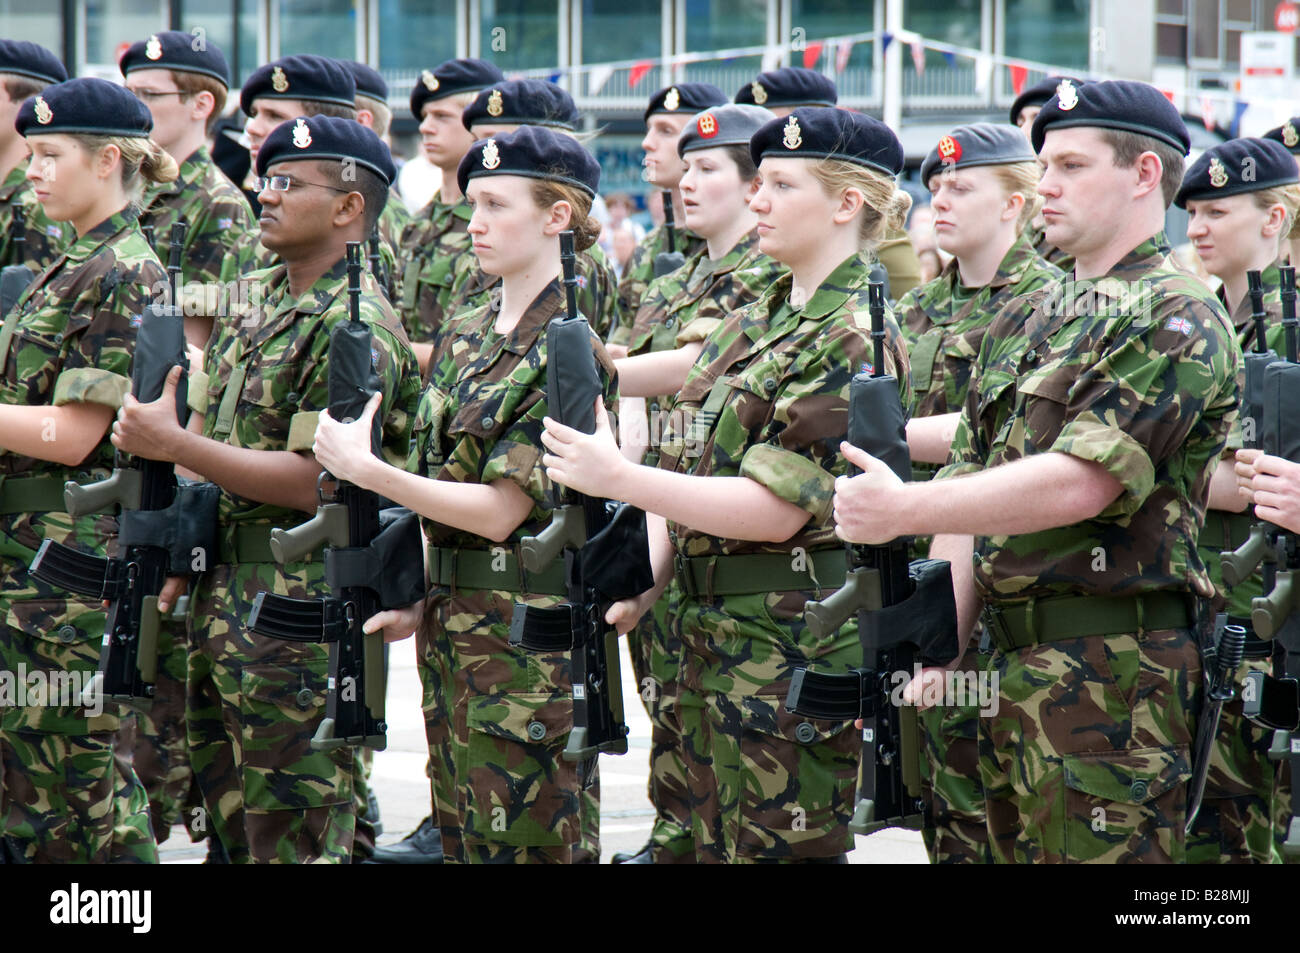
[1262,361,1300,462]
[546,315,600,434]
[328,319,383,452]
[133,302,189,422]
[848,371,910,483]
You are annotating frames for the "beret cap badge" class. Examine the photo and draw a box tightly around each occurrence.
[292,117,312,148]
[1286,121,1298,148]
[486,89,503,117]
[1056,78,1078,111]
[782,114,802,150]
[1208,157,1229,188]
[663,87,680,111]
[751,81,767,105]
[272,66,289,93]
[33,96,52,125]
[697,112,718,137]
[481,138,501,170]
[145,34,163,60]
[937,135,961,163]
[422,69,439,92]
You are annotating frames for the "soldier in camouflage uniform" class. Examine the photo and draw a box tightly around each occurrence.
[611,83,728,343]
[1176,138,1300,863]
[114,117,418,864]
[835,81,1241,864]
[544,109,914,862]
[1010,76,1086,272]
[608,103,782,863]
[314,127,609,863]
[118,31,259,853]
[0,78,177,863]
[395,58,504,382]
[897,124,1063,864]
[0,42,73,274]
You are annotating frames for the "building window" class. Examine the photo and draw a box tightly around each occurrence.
[181,0,260,87]
[683,0,766,89]
[1004,0,1089,70]
[1157,0,1260,66]
[84,0,166,69]
[279,0,357,61]
[789,0,875,98]
[0,1,63,50]
[478,0,560,72]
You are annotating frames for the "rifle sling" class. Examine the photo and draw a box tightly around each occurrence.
[982,591,1197,652]
[0,475,70,514]
[673,548,846,600]
[426,543,567,595]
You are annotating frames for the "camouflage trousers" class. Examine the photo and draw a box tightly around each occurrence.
[429,586,589,864]
[186,561,356,864]
[625,587,695,861]
[0,613,157,863]
[676,586,860,863]
[919,644,993,864]
[1277,762,1297,860]
[414,594,461,862]
[979,626,1201,864]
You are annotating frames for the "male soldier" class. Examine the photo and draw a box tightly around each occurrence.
[610,81,728,345]
[734,65,922,299]
[396,57,503,378]
[113,116,420,863]
[0,40,73,272]
[219,55,358,284]
[118,29,259,857]
[833,80,1241,863]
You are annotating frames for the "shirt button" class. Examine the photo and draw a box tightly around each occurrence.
[286,391,300,403]
[763,378,777,393]
[58,625,77,643]
[1022,352,1039,367]
[480,415,494,430]
[527,721,547,742]
[295,688,314,709]
[794,721,817,744]
[1129,780,1149,801]
[665,317,675,328]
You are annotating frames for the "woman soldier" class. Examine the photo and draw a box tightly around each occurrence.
[312,125,611,864]
[1177,137,1300,864]
[0,78,177,862]
[896,122,1063,865]
[541,108,913,863]
[608,102,783,864]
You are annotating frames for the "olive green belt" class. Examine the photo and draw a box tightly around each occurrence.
[674,549,847,600]
[216,524,277,564]
[0,475,69,514]
[982,591,1197,653]
[426,543,568,595]
[1199,510,1254,553]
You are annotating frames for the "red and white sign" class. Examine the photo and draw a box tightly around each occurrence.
[1275,1,1298,34]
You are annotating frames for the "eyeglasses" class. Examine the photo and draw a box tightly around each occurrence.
[129,89,188,102]
[253,175,355,195]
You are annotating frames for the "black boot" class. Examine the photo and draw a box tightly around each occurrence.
[202,836,230,864]
[362,814,444,865]
[611,840,655,864]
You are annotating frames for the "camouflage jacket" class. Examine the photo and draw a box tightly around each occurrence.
[139,145,257,292]
[1029,222,1076,273]
[0,162,74,272]
[897,232,1062,418]
[659,251,911,558]
[396,193,477,344]
[196,256,419,529]
[613,221,707,344]
[938,233,1242,603]
[627,229,784,359]
[373,189,411,296]
[411,278,618,552]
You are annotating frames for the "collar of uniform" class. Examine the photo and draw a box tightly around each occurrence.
[0,163,25,201]
[426,191,472,224]
[493,278,565,354]
[62,206,141,263]
[927,232,1039,326]
[705,227,761,278]
[791,250,871,323]
[1069,232,1168,291]
[1220,258,1282,332]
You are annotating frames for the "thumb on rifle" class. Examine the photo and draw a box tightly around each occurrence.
[840,440,880,472]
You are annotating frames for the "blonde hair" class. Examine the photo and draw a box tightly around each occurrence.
[356,93,392,139]
[530,179,601,251]
[1252,183,1300,241]
[989,160,1044,234]
[70,134,180,204]
[808,159,912,252]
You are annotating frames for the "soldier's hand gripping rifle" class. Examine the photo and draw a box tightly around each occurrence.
[0,206,34,319]
[653,191,685,278]
[367,225,390,300]
[30,222,220,703]
[510,231,654,767]
[247,241,424,751]
[1228,265,1300,855]
[785,281,960,835]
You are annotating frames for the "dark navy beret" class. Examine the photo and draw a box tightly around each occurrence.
[920,122,1037,184]
[256,114,396,186]
[1174,137,1300,209]
[1262,118,1300,156]
[750,107,903,176]
[0,39,67,86]
[643,82,728,122]
[240,55,355,115]
[458,124,600,197]
[734,67,837,109]
[343,60,387,101]
[462,79,579,131]
[409,58,505,119]
[677,103,772,156]
[17,77,152,138]
[1031,78,1190,155]
[120,30,229,87]
[1009,75,1084,125]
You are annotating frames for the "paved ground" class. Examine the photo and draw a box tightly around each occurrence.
[160,635,928,863]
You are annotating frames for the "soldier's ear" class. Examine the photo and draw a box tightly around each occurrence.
[543,198,572,237]
[333,190,366,228]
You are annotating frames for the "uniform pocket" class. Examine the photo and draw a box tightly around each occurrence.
[462,691,580,847]
[1061,745,1191,863]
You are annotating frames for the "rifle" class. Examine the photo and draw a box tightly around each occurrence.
[141,223,156,255]
[652,191,685,278]
[1232,264,1300,856]
[509,230,654,768]
[0,207,34,319]
[246,241,424,751]
[785,281,960,835]
[30,222,219,703]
